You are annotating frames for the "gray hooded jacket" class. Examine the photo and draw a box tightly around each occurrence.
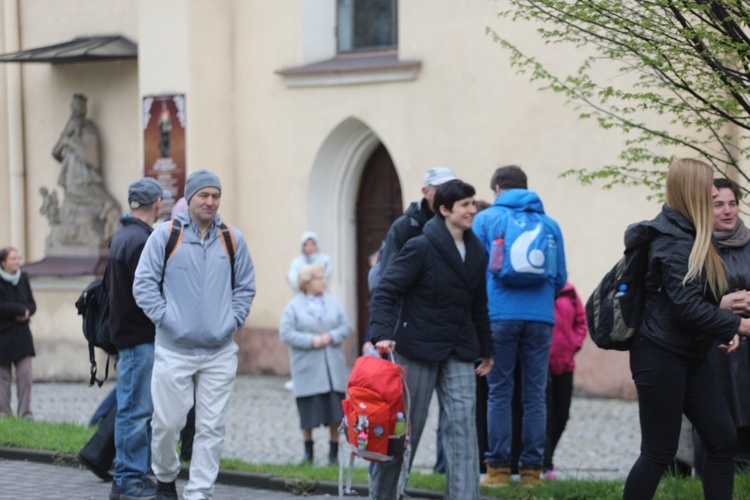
[133,210,256,354]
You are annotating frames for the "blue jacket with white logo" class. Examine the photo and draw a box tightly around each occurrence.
[472,189,567,324]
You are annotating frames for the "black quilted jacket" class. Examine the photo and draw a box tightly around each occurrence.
[633,205,739,358]
[370,217,493,363]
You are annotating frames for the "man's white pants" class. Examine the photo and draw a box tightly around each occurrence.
[151,341,238,500]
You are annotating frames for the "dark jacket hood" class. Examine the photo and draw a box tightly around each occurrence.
[624,205,691,251]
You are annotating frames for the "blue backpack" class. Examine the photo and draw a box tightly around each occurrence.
[489,209,558,287]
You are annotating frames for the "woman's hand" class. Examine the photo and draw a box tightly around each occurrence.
[475,358,494,377]
[721,290,750,316]
[311,333,333,349]
[375,340,396,354]
[15,309,29,322]
[719,334,740,354]
[739,318,750,336]
[311,335,324,349]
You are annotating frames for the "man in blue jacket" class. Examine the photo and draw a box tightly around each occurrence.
[134,169,256,500]
[472,165,567,487]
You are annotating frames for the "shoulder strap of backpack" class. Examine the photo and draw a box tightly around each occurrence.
[160,220,183,292]
[219,222,236,289]
[87,274,111,388]
[159,220,236,290]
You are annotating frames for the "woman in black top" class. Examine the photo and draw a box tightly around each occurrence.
[370,180,493,500]
[0,247,36,419]
[623,159,750,499]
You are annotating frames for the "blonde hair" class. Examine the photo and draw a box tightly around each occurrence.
[665,158,726,298]
[297,264,325,292]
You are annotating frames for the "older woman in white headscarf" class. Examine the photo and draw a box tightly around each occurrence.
[286,232,332,292]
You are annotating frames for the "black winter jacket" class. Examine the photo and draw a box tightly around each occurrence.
[107,216,156,350]
[0,272,36,363]
[378,198,434,276]
[707,235,750,427]
[370,217,493,363]
[632,205,740,358]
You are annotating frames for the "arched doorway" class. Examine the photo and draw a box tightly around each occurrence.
[355,144,402,346]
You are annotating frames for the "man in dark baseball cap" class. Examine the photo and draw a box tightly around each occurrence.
[105,177,170,500]
[128,177,172,209]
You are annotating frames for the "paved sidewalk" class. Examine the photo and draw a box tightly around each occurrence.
[0,459,322,500]
[28,374,640,478]
[3,374,641,498]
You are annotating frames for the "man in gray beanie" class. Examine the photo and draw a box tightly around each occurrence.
[133,169,256,500]
[184,168,221,204]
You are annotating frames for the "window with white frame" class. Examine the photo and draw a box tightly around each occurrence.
[337,0,397,53]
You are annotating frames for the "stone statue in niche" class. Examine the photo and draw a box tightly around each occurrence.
[44,93,121,257]
[39,187,60,225]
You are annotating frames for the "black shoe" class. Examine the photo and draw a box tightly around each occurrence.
[301,440,314,465]
[156,480,178,500]
[328,441,339,466]
[109,479,157,500]
[77,451,113,482]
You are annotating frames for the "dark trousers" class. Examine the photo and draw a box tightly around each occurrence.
[79,403,117,476]
[79,400,196,475]
[544,371,573,470]
[624,337,736,500]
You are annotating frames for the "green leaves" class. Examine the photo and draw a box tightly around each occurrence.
[491,0,750,194]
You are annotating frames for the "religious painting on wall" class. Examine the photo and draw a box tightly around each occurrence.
[143,94,186,217]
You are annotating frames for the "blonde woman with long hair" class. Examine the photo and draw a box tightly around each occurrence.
[623,159,750,499]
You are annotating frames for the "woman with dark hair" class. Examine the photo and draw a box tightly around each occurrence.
[0,247,36,419]
[369,179,494,500]
[623,159,750,499]
[702,177,750,469]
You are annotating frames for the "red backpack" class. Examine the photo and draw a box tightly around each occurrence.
[338,354,411,496]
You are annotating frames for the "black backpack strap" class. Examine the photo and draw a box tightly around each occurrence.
[88,349,110,388]
[161,220,183,292]
[87,270,112,388]
[159,220,235,290]
[219,223,236,289]
[88,342,100,387]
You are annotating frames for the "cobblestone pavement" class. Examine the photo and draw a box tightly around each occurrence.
[24,374,640,481]
[0,459,332,499]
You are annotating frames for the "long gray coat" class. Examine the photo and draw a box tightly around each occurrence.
[279,292,350,398]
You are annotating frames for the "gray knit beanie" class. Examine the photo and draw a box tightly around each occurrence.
[185,169,222,202]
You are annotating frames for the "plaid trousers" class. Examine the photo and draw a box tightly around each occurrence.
[369,354,479,500]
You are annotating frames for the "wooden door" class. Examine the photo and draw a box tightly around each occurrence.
[355,144,402,348]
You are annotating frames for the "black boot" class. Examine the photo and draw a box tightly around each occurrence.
[328,441,339,466]
[302,440,314,464]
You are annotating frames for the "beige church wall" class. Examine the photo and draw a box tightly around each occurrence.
[0,2,10,250]
[0,0,138,381]
[216,1,665,394]
[0,1,727,394]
